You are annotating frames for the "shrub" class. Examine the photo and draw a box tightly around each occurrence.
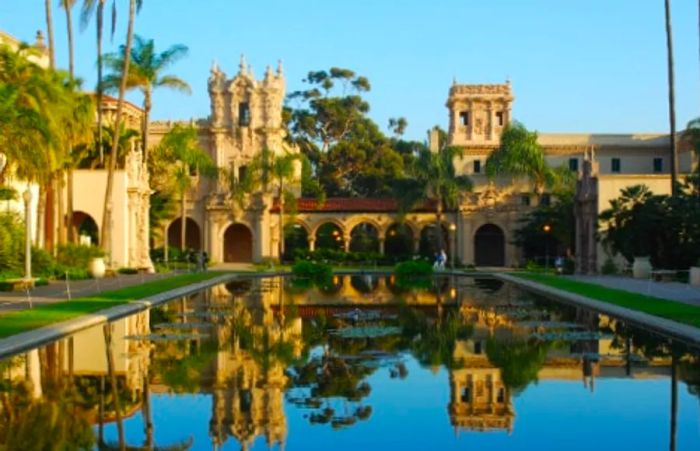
[394,260,433,278]
[601,258,618,275]
[292,261,332,282]
[118,267,139,275]
[0,213,24,273]
[562,258,575,275]
[56,244,104,269]
[31,247,56,277]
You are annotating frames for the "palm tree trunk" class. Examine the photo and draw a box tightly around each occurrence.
[56,175,65,245]
[180,193,186,251]
[665,0,679,196]
[102,0,136,260]
[278,183,284,260]
[65,0,75,243]
[36,185,45,246]
[96,1,105,165]
[143,90,151,164]
[44,0,55,69]
[103,324,125,451]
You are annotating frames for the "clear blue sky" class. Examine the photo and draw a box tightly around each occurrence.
[1,0,699,141]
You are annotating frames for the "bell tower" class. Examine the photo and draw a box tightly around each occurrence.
[447,81,514,147]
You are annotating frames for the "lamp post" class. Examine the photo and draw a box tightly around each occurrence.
[23,188,32,282]
[449,223,457,270]
[543,223,552,272]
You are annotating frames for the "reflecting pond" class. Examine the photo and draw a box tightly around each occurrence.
[0,275,699,450]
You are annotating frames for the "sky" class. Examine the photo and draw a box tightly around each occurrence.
[1,0,699,141]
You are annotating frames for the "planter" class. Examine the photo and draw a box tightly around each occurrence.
[88,257,106,279]
[690,267,700,286]
[632,256,652,279]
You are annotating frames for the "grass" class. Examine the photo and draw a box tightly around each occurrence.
[0,271,226,339]
[514,273,700,328]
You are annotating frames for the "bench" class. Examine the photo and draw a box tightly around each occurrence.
[650,269,677,282]
[1,278,35,291]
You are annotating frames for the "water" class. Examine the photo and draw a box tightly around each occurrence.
[0,275,698,450]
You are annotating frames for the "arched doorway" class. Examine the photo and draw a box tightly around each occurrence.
[419,223,449,258]
[283,223,309,261]
[223,224,253,262]
[168,217,201,251]
[474,224,505,266]
[315,222,344,251]
[349,222,379,253]
[72,211,99,246]
[385,223,414,259]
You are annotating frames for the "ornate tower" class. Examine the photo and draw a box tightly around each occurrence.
[207,55,291,179]
[447,82,514,146]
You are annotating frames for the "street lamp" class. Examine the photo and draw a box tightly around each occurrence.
[449,223,457,270]
[543,223,552,272]
[23,188,32,282]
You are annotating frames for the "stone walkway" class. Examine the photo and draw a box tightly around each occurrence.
[0,271,183,315]
[568,275,700,307]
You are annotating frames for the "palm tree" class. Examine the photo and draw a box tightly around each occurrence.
[665,0,679,196]
[397,144,472,255]
[44,0,56,69]
[101,0,141,259]
[61,0,77,242]
[102,35,191,164]
[153,124,214,251]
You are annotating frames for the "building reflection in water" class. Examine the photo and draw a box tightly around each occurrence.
[0,274,697,450]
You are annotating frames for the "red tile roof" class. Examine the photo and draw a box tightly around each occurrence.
[270,197,442,213]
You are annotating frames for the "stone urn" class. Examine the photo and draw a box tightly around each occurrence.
[690,267,700,286]
[632,256,652,279]
[89,257,106,279]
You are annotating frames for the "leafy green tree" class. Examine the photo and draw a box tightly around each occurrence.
[286,67,406,197]
[513,194,575,261]
[103,35,190,163]
[397,146,472,253]
[388,117,407,137]
[153,124,215,251]
[485,121,574,200]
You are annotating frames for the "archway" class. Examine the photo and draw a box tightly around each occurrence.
[474,224,505,266]
[419,223,449,258]
[349,222,379,253]
[223,223,253,262]
[283,223,309,261]
[168,217,201,251]
[72,211,99,246]
[315,222,344,251]
[385,223,414,259]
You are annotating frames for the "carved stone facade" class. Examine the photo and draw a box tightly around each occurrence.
[575,148,599,274]
[447,82,514,146]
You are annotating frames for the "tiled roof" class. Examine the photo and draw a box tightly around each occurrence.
[270,197,441,213]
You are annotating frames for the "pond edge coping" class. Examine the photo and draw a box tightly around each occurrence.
[495,273,700,348]
[0,272,241,359]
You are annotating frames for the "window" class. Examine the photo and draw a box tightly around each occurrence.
[611,158,621,173]
[238,102,250,126]
[238,165,248,182]
[495,111,504,126]
[497,388,505,403]
[521,195,531,207]
[188,164,198,177]
[653,157,663,173]
[459,111,469,126]
[540,194,551,206]
[569,158,579,172]
[473,159,481,174]
[461,387,471,402]
[474,341,482,354]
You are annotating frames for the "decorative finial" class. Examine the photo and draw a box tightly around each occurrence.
[35,30,45,49]
[506,76,511,85]
[211,59,219,73]
[265,65,274,81]
[277,59,284,76]
[248,64,254,78]
[239,54,246,74]
[452,76,457,86]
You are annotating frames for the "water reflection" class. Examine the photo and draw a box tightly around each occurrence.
[0,275,698,450]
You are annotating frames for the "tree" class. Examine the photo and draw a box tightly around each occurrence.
[665,0,679,196]
[286,67,407,197]
[153,124,215,251]
[397,145,472,254]
[100,0,141,259]
[102,35,190,164]
[513,194,575,262]
[60,0,77,242]
[388,117,407,137]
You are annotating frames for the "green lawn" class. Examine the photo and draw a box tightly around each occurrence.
[0,271,226,338]
[514,273,700,328]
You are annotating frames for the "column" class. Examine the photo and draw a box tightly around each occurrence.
[413,237,420,254]
[343,235,350,252]
[309,238,315,252]
[379,238,385,255]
